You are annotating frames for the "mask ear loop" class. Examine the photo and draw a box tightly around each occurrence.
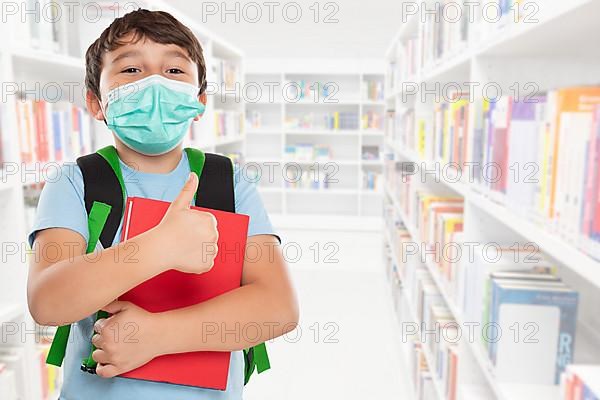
[100,100,108,127]
[98,90,113,127]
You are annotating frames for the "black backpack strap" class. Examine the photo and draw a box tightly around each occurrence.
[194,152,235,212]
[76,151,124,249]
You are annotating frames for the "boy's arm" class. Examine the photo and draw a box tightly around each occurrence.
[28,173,217,326]
[157,234,299,353]
[27,227,168,326]
[90,234,299,378]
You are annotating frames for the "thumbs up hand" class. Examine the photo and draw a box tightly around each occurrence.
[156,172,219,274]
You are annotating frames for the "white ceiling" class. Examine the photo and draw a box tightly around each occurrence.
[170,0,405,59]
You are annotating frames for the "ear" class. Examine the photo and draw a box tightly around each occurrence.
[86,90,105,121]
[194,92,208,121]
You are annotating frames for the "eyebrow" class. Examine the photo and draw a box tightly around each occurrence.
[110,49,190,64]
[164,49,191,60]
[111,50,142,64]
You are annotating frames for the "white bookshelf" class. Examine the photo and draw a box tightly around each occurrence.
[384,1,600,399]
[0,1,245,399]
[243,68,386,219]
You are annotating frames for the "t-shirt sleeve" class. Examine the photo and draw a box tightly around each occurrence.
[234,166,280,242]
[28,163,89,248]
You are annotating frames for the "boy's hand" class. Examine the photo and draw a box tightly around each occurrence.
[155,172,219,274]
[91,300,166,378]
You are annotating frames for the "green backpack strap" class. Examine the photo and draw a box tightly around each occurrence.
[243,343,271,384]
[253,342,271,373]
[80,146,127,373]
[184,147,206,181]
[46,146,126,369]
[46,201,112,366]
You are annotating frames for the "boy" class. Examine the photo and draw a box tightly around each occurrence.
[27,9,298,399]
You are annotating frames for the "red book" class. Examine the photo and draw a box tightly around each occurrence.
[117,196,249,390]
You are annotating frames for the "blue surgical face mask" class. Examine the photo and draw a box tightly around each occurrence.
[103,74,205,156]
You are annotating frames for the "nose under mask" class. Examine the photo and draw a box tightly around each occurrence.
[103,74,205,156]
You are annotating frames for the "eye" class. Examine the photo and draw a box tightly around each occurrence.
[167,68,184,74]
[121,67,141,74]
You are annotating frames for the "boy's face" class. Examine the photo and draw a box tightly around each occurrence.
[87,34,206,121]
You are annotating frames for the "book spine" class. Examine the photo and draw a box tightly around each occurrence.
[592,106,600,243]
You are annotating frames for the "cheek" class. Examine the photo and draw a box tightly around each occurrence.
[98,70,117,101]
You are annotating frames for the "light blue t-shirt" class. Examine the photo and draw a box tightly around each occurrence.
[28,151,276,400]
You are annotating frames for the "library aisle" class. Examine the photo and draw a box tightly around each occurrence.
[3,0,600,399]
[245,227,411,400]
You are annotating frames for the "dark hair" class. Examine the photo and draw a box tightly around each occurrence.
[85,9,207,100]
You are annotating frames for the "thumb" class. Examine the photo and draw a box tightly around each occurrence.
[171,172,199,210]
[100,300,129,315]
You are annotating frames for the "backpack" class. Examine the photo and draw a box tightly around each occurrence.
[45,145,271,385]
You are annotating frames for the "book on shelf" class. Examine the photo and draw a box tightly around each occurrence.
[393,108,416,154]
[410,342,439,400]
[418,0,469,71]
[285,111,359,131]
[389,85,600,261]
[15,99,93,165]
[284,79,338,102]
[0,347,29,400]
[461,245,549,322]
[561,364,600,400]
[362,80,384,102]
[361,145,381,161]
[385,222,462,400]
[416,193,463,244]
[393,0,530,79]
[504,96,547,213]
[480,88,600,257]
[488,275,578,385]
[385,180,582,388]
[284,143,332,162]
[247,110,262,129]
[386,60,397,94]
[362,171,381,192]
[214,110,243,138]
[0,104,7,164]
[549,88,600,242]
[430,91,470,169]
[284,168,333,190]
[390,37,420,87]
[13,0,75,56]
[0,361,18,400]
[38,344,62,400]
[362,110,383,130]
[213,58,240,91]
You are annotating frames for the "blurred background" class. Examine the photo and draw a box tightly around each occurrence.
[1,0,600,399]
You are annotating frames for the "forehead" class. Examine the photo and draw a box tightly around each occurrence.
[103,34,192,63]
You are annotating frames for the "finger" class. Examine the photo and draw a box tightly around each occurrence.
[91,333,104,348]
[210,213,218,231]
[101,300,130,315]
[96,363,120,379]
[94,318,107,334]
[92,349,112,365]
[171,172,199,210]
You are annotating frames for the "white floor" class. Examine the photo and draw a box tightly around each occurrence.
[245,224,413,400]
